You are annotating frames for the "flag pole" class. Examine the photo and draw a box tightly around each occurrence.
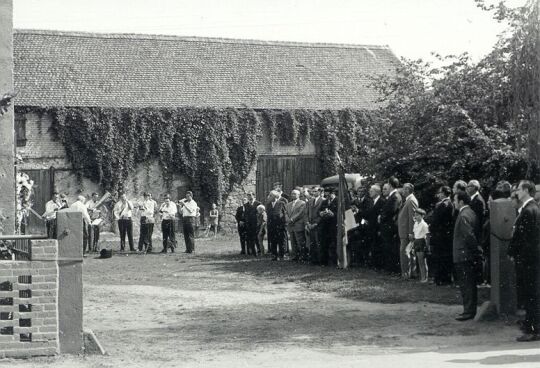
[336,153,348,269]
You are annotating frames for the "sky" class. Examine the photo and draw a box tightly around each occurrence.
[12,0,523,62]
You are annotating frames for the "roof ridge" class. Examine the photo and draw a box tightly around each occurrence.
[14,28,391,50]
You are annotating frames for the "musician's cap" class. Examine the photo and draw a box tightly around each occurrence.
[186,191,193,196]
[143,192,150,197]
[92,192,98,196]
[164,194,171,199]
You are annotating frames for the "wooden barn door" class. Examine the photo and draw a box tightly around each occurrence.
[255,155,322,203]
[24,168,54,234]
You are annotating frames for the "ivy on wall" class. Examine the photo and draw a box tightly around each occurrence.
[16,106,378,206]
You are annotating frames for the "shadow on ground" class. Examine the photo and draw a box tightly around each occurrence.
[194,251,489,305]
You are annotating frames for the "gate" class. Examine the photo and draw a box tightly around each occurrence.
[24,168,54,234]
[255,155,322,203]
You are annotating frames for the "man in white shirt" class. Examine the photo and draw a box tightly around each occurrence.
[138,192,158,253]
[113,192,135,252]
[42,192,62,239]
[159,194,178,253]
[178,191,198,253]
[86,192,102,252]
[70,195,92,253]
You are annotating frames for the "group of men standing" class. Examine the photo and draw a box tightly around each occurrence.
[236,184,340,264]
[44,190,199,255]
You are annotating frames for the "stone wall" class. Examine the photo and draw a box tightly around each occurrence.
[0,239,59,358]
[16,110,318,233]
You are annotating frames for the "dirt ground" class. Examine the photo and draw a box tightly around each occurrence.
[3,234,540,367]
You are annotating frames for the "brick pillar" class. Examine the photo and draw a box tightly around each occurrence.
[0,0,15,234]
[56,210,84,354]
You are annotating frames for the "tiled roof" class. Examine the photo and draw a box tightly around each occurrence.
[14,29,399,110]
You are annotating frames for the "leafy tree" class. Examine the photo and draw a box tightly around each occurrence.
[368,0,538,206]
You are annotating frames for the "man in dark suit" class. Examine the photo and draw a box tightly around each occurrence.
[319,187,338,266]
[466,180,486,243]
[351,185,374,266]
[379,177,402,273]
[244,192,261,256]
[273,183,290,253]
[429,185,455,285]
[306,187,324,264]
[365,184,385,269]
[235,198,248,255]
[266,190,288,261]
[508,180,540,341]
[453,191,480,321]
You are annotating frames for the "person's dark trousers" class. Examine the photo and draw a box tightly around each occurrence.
[515,257,528,310]
[183,217,196,253]
[246,228,258,256]
[369,231,384,270]
[268,228,277,257]
[382,226,400,273]
[309,227,320,264]
[327,235,337,266]
[455,261,478,316]
[432,238,454,285]
[319,226,329,266]
[92,225,100,250]
[46,219,57,239]
[268,227,285,259]
[238,225,247,254]
[320,226,337,266]
[118,219,135,251]
[162,219,176,252]
[138,218,147,251]
[516,257,540,333]
[83,223,90,253]
[145,223,154,251]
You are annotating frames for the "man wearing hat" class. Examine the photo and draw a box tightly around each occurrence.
[379,177,402,273]
[319,187,338,266]
[266,190,288,260]
[306,186,324,264]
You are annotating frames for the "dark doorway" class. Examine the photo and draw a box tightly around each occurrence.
[255,155,322,203]
[24,168,54,234]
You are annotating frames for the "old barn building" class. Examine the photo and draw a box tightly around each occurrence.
[13,29,399,233]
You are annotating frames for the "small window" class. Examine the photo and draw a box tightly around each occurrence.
[15,114,27,147]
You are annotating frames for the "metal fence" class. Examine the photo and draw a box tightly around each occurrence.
[0,235,47,261]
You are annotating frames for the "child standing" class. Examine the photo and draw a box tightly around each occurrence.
[256,204,267,255]
[413,208,430,283]
[207,203,219,238]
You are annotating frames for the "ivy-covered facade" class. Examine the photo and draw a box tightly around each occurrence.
[13,30,398,231]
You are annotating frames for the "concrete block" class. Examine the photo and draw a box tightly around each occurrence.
[56,210,83,354]
[490,199,517,316]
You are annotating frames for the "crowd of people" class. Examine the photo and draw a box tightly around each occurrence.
[40,176,540,342]
[235,179,540,342]
[43,191,202,255]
